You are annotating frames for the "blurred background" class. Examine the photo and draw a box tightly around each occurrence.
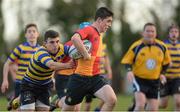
[0,0,180,104]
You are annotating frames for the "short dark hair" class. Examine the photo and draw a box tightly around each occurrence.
[25,23,38,33]
[44,30,59,41]
[143,22,156,31]
[168,24,180,32]
[94,7,113,21]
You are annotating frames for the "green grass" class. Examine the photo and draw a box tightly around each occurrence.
[0,94,174,111]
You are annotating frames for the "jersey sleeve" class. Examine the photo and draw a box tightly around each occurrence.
[35,50,53,65]
[8,45,21,62]
[163,45,171,65]
[76,27,90,40]
[121,45,135,65]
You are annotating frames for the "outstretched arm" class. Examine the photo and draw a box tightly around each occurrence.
[46,59,75,71]
[1,59,13,93]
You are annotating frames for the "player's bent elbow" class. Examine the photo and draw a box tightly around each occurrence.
[71,34,78,42]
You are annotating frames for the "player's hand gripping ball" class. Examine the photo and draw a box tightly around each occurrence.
[68,40,92,59]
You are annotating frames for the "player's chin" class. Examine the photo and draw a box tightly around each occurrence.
[104,28,109,32]
[51,49,58,54]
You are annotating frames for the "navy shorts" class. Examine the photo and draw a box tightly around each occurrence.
[133,76,160,99]
[65,74,108,105]
[15,80,21,97]
[55,75,70,99]
[20,80,53,107]
[160,78,180,97]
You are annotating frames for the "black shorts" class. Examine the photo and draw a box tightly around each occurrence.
[65,74,108,105]
[15,80,21,97]
[55,75,70,99]
[85,94,96,103]
[160,78,180,97]
[20,80,53,107]
[133,76,160,99]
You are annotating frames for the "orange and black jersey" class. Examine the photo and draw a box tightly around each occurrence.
[75,26,103,76]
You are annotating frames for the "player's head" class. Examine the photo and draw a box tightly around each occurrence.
[94,7,113,33]
[79,22,91,29]
[168,24,179,42]
[25,23,39,42]
[44,30,60,54]
[142,22,157,42]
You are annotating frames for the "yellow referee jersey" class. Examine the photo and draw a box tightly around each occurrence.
[121,39,171,80]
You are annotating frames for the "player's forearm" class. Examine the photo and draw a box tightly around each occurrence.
[3,61,10,81]
[71,34,90,59]
[48,61,72,71]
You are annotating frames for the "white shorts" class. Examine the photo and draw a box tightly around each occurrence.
[20,100,49,110]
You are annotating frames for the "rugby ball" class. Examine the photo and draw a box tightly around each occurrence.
[68,40,92,59]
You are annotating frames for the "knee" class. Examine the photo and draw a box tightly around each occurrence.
[135,101,146,110]
[159,101,168,109]
[175,99,180,108]
[135,104,145,110]
[160,103,168,109]
[106,95,117,107]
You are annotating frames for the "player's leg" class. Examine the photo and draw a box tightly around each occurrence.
[62,74,87,111]
[127,97,135,111]
[172,78,180,111]
[50,75,71,110]
[145,79,159,111]
[134,92,146,111]
[35,100,50,111]
[90,75,116,111]
[7,81,21,110]
[49,94,59,111]
[146,98,159,111]
[94,99,104,111]
[94,84,117,111]
[159,80,169,109]
[84,94,93,111]
[35,86,52,111]
[159,96,169,109]
[11,95,20,110]
[173,94,180,111]
[20,90,36,111]
[133,77,147,111]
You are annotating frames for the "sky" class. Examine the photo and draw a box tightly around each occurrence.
[1,0,178,44]
[2,0,52,44]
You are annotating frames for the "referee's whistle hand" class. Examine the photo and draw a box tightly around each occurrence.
[160,74,167,85]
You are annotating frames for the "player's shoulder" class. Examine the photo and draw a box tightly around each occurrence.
[13,42,27,51]
[78,26,93,33]
[16,42,26,48]
[129,39,143,49]
[155,39,167,46]
[36,46,48,54]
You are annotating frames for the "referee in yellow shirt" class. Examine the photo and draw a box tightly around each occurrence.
[121,23,171,111]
